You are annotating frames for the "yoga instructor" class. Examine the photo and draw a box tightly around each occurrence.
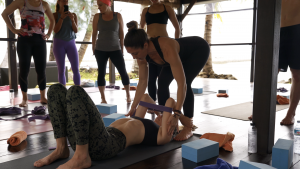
[125,21,210,141]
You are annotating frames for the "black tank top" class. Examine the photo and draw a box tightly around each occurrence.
[146,36,208,67]
[132,116,159,146]
[145,4,169,25]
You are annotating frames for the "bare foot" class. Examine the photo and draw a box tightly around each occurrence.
[41,98,48,104]
[57,153,91,169]
[174,126,193,141]
[280,112,295,125]
[101,99,107,104]
[19,100,28,107]
[248,115,253,120]
[34,147,70,167]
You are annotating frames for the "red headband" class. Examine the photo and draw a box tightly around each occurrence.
[98,0,111,7]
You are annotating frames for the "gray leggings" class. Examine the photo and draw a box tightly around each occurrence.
[47,84,126,160]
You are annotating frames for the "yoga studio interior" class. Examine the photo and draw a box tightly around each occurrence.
[0,0,299,168]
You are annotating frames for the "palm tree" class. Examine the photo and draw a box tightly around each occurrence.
[201,0,250,77]
[78,0,98,66]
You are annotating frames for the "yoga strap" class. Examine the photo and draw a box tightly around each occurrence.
[0,106,50,121]
[138,101,173,113]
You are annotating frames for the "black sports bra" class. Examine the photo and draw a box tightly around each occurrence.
[132,116,159,146]
[145,4,169,25]
[146,36,170,67]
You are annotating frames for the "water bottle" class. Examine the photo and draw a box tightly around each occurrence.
[294,121,300,154]
[248,123,257,153]
[9,89,14,106]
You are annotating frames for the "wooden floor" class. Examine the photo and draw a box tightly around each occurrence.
[0,78,300,169]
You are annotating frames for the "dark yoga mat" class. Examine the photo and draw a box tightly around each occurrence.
[1,134,201,169]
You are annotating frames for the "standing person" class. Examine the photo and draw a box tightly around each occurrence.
[140,0,180,101]
[92,0,131,104]
[2,0,55,107]
[52,0,81,86]
[249,0,300,125]
[124,21,210,141]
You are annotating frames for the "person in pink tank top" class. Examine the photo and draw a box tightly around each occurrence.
[2,0,55,107]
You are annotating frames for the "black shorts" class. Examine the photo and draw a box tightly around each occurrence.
[279,24,300,72]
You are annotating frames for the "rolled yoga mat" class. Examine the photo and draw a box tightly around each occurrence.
[1,134,201,169]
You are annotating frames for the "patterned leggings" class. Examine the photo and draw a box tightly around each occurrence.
[47,84,126,160]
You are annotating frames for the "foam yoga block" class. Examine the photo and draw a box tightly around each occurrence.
[130,82,138,87]
[218,89,228,94]
[182,139,219,163]
[103,113,126,127]
[28,93,41,101]
[96,104,117,114]
[239,161,276,169]
[192,88,203,94]
[272,139,293,169]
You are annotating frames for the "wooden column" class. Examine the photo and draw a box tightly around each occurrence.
[109,1,116,85]
[252,0,281,154]
[6,0,18,92]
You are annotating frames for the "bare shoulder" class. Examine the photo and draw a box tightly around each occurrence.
[137,58,148,65]
[14,0,25,8]
[72,13,77,17]
[42,0,49,7]
[159,37,178,48]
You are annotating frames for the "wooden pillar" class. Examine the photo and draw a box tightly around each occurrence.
[6,0,18,92]
[250,0,257,82]
[252,0,281,154]
[109,0,116,85]
[177,4,183,38]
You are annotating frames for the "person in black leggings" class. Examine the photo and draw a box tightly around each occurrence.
[2,0,55,107]
[124,21,210,141]
[92,0,131,104]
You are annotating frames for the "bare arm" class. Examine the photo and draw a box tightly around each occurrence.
[166,5,180,38]
[92,13,99,53]
[131,59,149,110]
[70,13,78,33]
[43,1,55,37]
[1,0,23,34]
[162,39,186,111]
[117,13,124,54]
[140,8,147,29]
[53,13,63,33]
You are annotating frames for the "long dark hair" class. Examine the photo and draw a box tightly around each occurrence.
[124,21,149,49]
[55,0,60,13]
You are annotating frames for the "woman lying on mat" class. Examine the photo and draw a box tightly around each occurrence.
[33,83,179,169]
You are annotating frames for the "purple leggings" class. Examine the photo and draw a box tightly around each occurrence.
[53,38,81,85]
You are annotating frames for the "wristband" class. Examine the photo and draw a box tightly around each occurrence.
[173,110,182,114]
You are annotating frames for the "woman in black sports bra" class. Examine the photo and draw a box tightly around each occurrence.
[140,0,180,103]
[124,21,210,142]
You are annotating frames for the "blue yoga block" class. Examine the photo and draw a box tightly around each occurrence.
[28,93,41,101]
[239,161,275,169]
[272,139,293,169]
[96,104,117,114]
[95,80,106,87]
[103,113,126,127]
[130,82,138,87]
[192,88,203,94]
[218,89,228,94]
[182,139,219,163]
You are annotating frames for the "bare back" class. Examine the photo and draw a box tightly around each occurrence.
[281,0,300,27]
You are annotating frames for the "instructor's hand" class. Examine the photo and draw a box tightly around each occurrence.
[167,114,179,135]
[125,107,136,117]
